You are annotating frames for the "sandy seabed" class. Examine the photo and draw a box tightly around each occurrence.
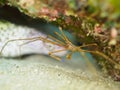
[0,55,119,90]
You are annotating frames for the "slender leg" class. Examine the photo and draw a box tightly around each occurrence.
[54,27,69,42]
[47,35,65,45]
[59,27,68,41]
[17,39,40,58]
[79,43,97,48]
[79,49,120,68]
[42,35,63,47]
[0,38,37,55]
[48,48,67,54]
[54,32,66,41]
[19,39,39,46]
[80,52,98,76]
[49,54,61,61]
[0,36,63,55]
[48,48,67,61]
